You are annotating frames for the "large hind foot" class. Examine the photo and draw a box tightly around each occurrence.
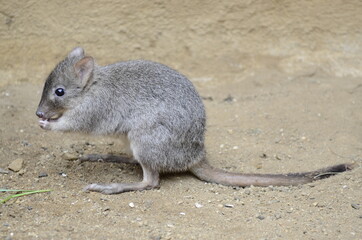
[84,164,159,194]
[80,154,138,164]
[84,181,159,194]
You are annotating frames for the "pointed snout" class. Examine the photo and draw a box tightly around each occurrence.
[36,110,45,119]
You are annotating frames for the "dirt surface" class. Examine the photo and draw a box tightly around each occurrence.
[0,70,361,239]
[1,1,361,239]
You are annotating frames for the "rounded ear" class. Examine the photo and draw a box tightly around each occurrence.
[68,47,85,59]
[74,57,94,87]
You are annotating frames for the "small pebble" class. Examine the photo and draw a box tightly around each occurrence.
[21,140,31,146]
[257,215,265,220]
[351,203,360,210]
[129,202,135,208]
[38,172,48,178]
[0,168,9,174]
[195,203,203,208]
[224,204,234,208]
[8,158,24,172]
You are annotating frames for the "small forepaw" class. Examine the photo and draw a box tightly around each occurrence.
[39,119,52,130]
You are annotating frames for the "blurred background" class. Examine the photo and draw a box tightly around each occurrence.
[1,0,362,86]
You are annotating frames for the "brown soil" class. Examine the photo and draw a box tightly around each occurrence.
[0,70,361,239]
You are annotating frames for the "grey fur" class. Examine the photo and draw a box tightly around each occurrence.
[36,47,355,194]
[38,47,205,172]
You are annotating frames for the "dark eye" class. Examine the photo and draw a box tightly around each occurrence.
[55,88,65,96]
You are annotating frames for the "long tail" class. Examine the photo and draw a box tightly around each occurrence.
[190,159,357,187]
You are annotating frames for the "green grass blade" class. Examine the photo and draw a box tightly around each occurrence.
[0,189,52,204]
[0,189,36,192]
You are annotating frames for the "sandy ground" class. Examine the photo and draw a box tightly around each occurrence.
[0,69,361,240]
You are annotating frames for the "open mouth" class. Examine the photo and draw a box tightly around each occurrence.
[41,113,62,122]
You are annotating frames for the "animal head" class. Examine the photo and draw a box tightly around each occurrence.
[36,47,94,121]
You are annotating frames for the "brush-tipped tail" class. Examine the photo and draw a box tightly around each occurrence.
[190,160,356,187]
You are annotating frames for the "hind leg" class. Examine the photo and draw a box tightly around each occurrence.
[84,163,159,194]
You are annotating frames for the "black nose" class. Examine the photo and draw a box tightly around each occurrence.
[36,111,44,119]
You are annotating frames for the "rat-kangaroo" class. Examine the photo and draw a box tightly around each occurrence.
[36,47,355,194]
